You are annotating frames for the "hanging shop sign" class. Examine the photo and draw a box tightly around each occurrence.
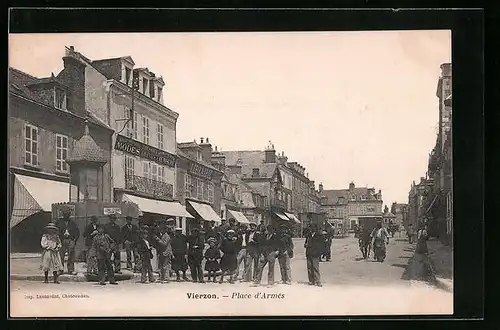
[115,134,176,168]
[188,161,214,180]
[103,207,122,215]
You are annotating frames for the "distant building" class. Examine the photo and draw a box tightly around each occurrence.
[320,182,383,230]
[391,202,408,228]
[407,177,430,229]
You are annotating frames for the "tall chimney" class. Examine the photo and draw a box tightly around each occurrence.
[199,138,212,163]
[61,53,87,116]
[349,182,355,190]
[264,142,276,163]
[319,183,323,193]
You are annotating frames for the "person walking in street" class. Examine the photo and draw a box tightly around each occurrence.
[104,214,123,274]
[305,223,324,287]
[412,223,431,280]
[83,216,99,275]
[57,208,80,275]
[370,220,390,262]
[171,228,189,282]
[253,225,280,287]
[232,223,248,282]
[204,237,221,283]
[324,224,334,262]
[187,227,205,283]
[407,224,416,244]
[136,228,155,284]
[358,224,372,260]
[219,229,240,284]
[151,219,174,283]
[92,225,118,285]
[121,216,139,271]
[277,224,293,285]
[244,222,261,282]
[40,222,64,284]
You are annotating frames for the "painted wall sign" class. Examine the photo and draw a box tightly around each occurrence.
[115,134,176,168]
[103,207,122,215]
[188,161,214,180]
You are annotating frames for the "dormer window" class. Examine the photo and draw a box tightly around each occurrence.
[54,87,67,110]
[157,87,163,102]
[361,195,367,201]
[125,67,132,86]
[142,78,148,95]
[351,195,356,201]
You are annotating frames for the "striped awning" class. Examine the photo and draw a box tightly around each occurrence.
[274,211,289,221]
[10,174,79,228]
[227,210,251,224]
[187,200,222,223]
[284,212,301,224]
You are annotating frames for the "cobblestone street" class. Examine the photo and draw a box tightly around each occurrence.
[10,236,453,317]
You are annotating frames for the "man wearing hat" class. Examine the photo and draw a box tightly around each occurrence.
[277,224,293,284]
[92,224,118,285]
[152,218,174,283]
[187,226,205,283]
[370,219,390,262]
[304,223,324,287]
[253,225,280,287]
[244,222,261,282]
[121,216,139,271]
[57,208,80,275]
[171,227,188,281]
[104,214,123,274]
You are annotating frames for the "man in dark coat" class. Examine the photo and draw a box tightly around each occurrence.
[277,224,294,284]
[253,225,280,287]
[121,216,139,271]
[92,225,118,285]
[171,228,188,281]
[187,227,205,283]
[244,222,261,282]
[151,219,174,283]
[104,214,123,274]
[305,224,324,286]
[57,208,80,275]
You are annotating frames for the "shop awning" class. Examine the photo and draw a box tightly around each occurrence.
[425,194,440,215]
[274,211,290,221]
[123,194,193,218]
[284,212,301,224]
[187,200,222,223]
[228,210,251,224]
[10,174,79,228]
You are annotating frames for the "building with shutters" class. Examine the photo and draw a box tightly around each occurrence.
[61,46,192,229]
[8,64,113,252]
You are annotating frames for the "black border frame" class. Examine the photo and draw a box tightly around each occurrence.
[6,7,484,323]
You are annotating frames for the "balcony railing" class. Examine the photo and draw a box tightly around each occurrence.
[125,174,173,200]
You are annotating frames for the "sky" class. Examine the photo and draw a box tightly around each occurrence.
[9,31,451,206]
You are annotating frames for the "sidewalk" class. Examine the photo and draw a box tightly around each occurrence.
[427,238,453,292]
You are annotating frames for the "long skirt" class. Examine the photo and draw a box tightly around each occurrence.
[220,253,237,272]
[205,259,220,272]
[172,254,188,272]
[40,249,63,272]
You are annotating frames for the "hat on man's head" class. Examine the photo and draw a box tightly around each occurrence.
[44,222,58,231]
[227,229,235,234]
[166,218,175,223]
[175,227,182,231]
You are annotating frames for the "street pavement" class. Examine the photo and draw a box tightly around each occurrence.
[9,236,453,317]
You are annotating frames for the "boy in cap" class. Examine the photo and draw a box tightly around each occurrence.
[187,227,205,283]
[136,228,155,283]
[204,237,221,282]
[57,208,80,275]
[152,218,174,283]
[92,225,118,285]
[104,214,123,274]
[171,227,188,281]
[121,216,139,271]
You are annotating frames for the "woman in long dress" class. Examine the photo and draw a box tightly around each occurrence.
[40,222,64,284]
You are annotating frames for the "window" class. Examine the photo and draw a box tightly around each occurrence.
[54,88,67,110]
[203,181,208,201]
[157,123,164,150]
[133,112,139,140]
[56,134,69,172]
[125,67,132,86]
[151,163,158,181]
[125,156,135,178]
[185,173,192,198]
[143,161,150,179]
[124,109,137,139]
[158,166,165,182]
[142,78,148,94]
[208,183,214,203]
[24,124,39,166]
[197,178,203,200]
[157,87,162,102]
[351,195,356,201]
[361,195,367,201]
[150,82,155,99]
[142,116,150,145]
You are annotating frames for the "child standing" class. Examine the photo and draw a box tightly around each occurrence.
[40,222,64,284]
[92,225,118,286]
[219,229,239,284]
[204,238,220,283]
[136,228,155,283]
